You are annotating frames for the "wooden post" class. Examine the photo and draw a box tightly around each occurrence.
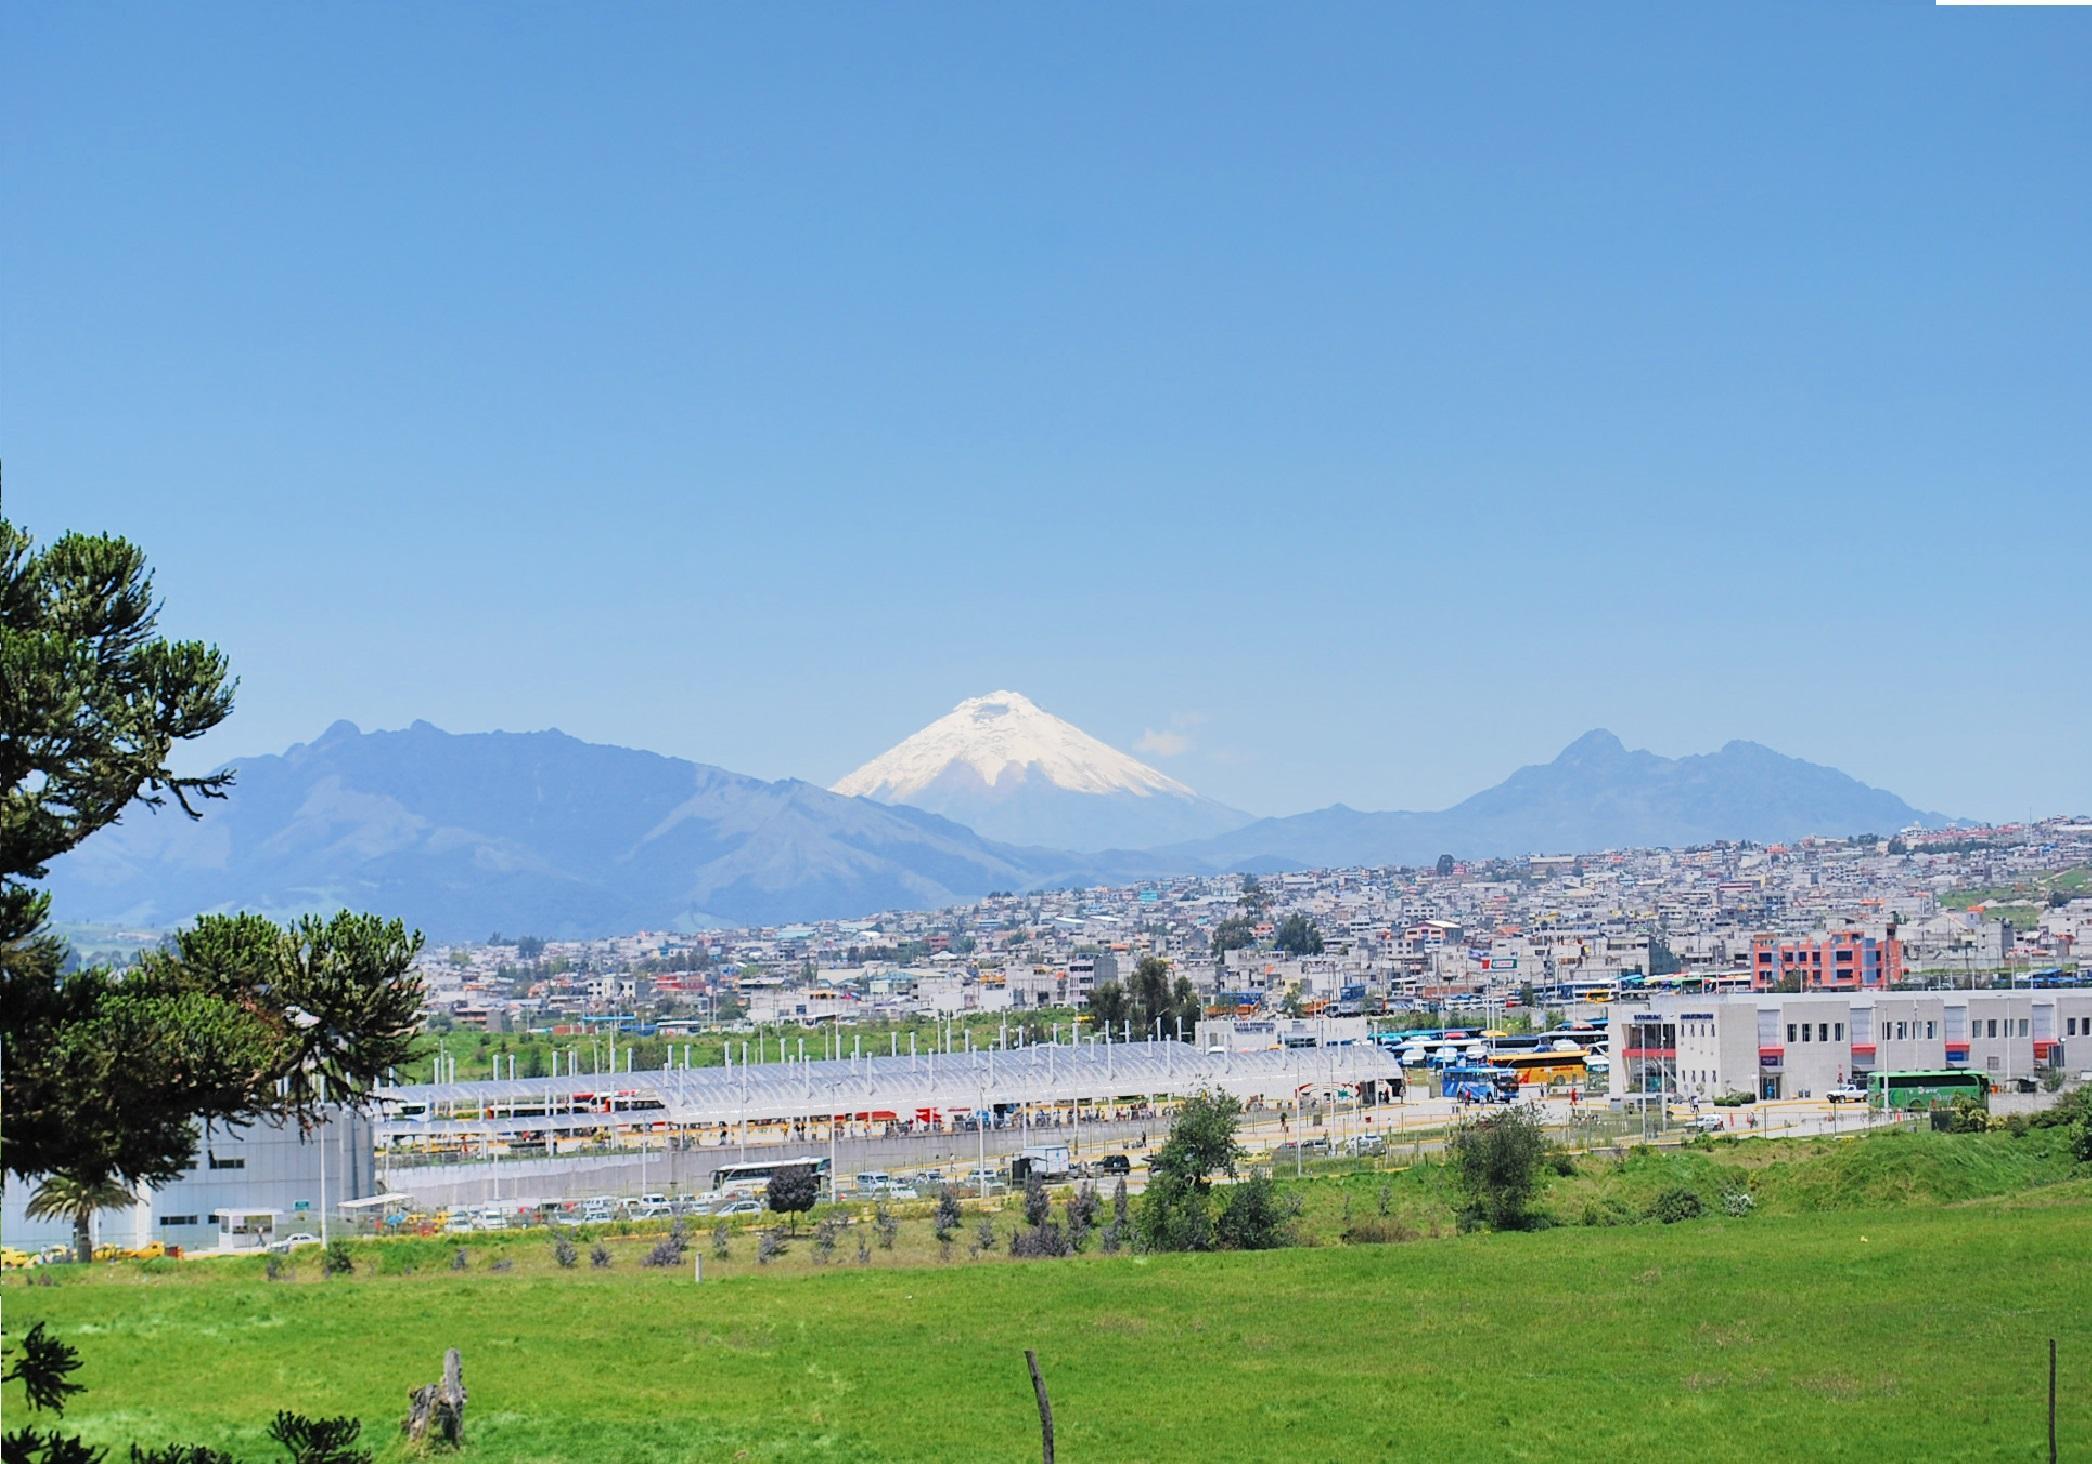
[1025,1349,1054,1464]
[403,1347,467,1449]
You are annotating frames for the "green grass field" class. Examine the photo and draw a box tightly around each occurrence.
[10,1131,2091,1462]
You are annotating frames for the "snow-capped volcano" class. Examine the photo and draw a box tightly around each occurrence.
[833,691,1252,851]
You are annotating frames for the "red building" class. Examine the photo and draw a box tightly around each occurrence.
[1750,930,1904,991]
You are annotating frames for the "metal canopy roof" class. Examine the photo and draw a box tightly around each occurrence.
[374,1040,1401,1138]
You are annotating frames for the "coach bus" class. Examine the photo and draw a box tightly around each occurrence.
[1866,1070,1989,1111]
[1441,1065,1521,1105]
[710,1155,833,1194]
[1487,1049,1588,1086]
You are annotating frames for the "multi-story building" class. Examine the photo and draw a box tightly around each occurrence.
[1066,951,1118,1003]
[1611,989,2091,1102]
[1750,930,1904,991]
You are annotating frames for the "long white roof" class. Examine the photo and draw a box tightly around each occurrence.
[375,1040,1400,1136]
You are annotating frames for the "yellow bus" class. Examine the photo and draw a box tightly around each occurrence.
[1488,1050,1588,1086]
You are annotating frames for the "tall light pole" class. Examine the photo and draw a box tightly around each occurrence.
[285,1005,330,1245]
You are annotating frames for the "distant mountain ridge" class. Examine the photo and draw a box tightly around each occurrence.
[1159,729,1951,870]
[45,720,1953,940]
[832,690,1251,850]
[45,720,1149,941]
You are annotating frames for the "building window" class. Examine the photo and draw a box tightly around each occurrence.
[1787,1023,1797,1043]
[1834,1023,1844,1041]
[1818,1023,1829,1042]
[2018,1019,2029,1038]
[1987,1020,1998,1039]
[1925,1021,1936,1039]
[158,1215,198,1227]
[206,1155,245,1170]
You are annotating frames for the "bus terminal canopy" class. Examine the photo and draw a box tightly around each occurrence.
[374,1041,1404,1139]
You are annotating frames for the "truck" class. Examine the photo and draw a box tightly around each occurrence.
[1009,1144,1072,1183]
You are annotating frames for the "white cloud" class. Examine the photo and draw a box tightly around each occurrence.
[1135,728,1192,758]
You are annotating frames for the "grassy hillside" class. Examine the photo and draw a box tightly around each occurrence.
[9,1174,2089,1460]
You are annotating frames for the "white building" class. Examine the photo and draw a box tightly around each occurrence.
[1609,990,2092,1103]
[2,1108,373,1256]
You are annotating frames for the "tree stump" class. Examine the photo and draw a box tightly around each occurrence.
[403,1348,466,1450]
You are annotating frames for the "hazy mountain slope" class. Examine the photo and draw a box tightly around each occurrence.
[45,721,1081,940]
[832,691,1251,849]
[1161,730,1949,869]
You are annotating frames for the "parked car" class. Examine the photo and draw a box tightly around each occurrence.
[714,1199,764,1218]
[269,1232,323,1252]
[1826,1084,1868,1104]
[1685,1114,1725,1134]
[1097,1153,1132,1175]
[1342,1135,1385,1157]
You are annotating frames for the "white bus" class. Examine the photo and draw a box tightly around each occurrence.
[709,1156,831,1194]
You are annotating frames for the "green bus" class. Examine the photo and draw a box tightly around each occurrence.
[1866,1069,1988,1111]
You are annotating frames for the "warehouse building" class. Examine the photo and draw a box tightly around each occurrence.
[1608,990,2092,1102]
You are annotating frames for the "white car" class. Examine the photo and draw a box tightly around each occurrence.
[267,1231,323,1253]
[1826,1084,1868,1104]
[714,1199,764,1218]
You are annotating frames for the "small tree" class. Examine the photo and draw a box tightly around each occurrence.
[766,1164,819,1234]
[321,1239,354,1277]
[1136,1090,1243,1253]
[933,1185,962,1242]
[552,1235,578,1269]
[266,1411,372,1464]
[24,1175,133,1264]
[1065,1183,1099,1251]
[872,1201,899,1250]
[1022,1171,1051,1228]
[1215,1170,1296,1250]
[1447,1105,1550,1231]
[1210,916,1256,957]
[1272,914,1323,957]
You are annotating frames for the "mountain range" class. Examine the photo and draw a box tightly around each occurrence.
[45,703,1951,940]
[1156,729,1949,870]
[46,720,1149,941]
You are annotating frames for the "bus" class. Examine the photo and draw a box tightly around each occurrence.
[1487,1050,1588,1086]
[709,1156,832,1194]
[1441,1065,1520,1105]
[1866,1070,1989,1111]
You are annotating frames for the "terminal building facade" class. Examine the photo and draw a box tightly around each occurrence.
[1609,989,2092,1103]
[1,1110,373,1256]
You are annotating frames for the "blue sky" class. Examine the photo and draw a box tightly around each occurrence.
[5,3,2087,823]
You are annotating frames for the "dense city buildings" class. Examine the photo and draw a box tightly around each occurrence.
[395,819,2090,1043]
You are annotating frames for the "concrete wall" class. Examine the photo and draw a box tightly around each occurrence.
[383,1116,1158,1212]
